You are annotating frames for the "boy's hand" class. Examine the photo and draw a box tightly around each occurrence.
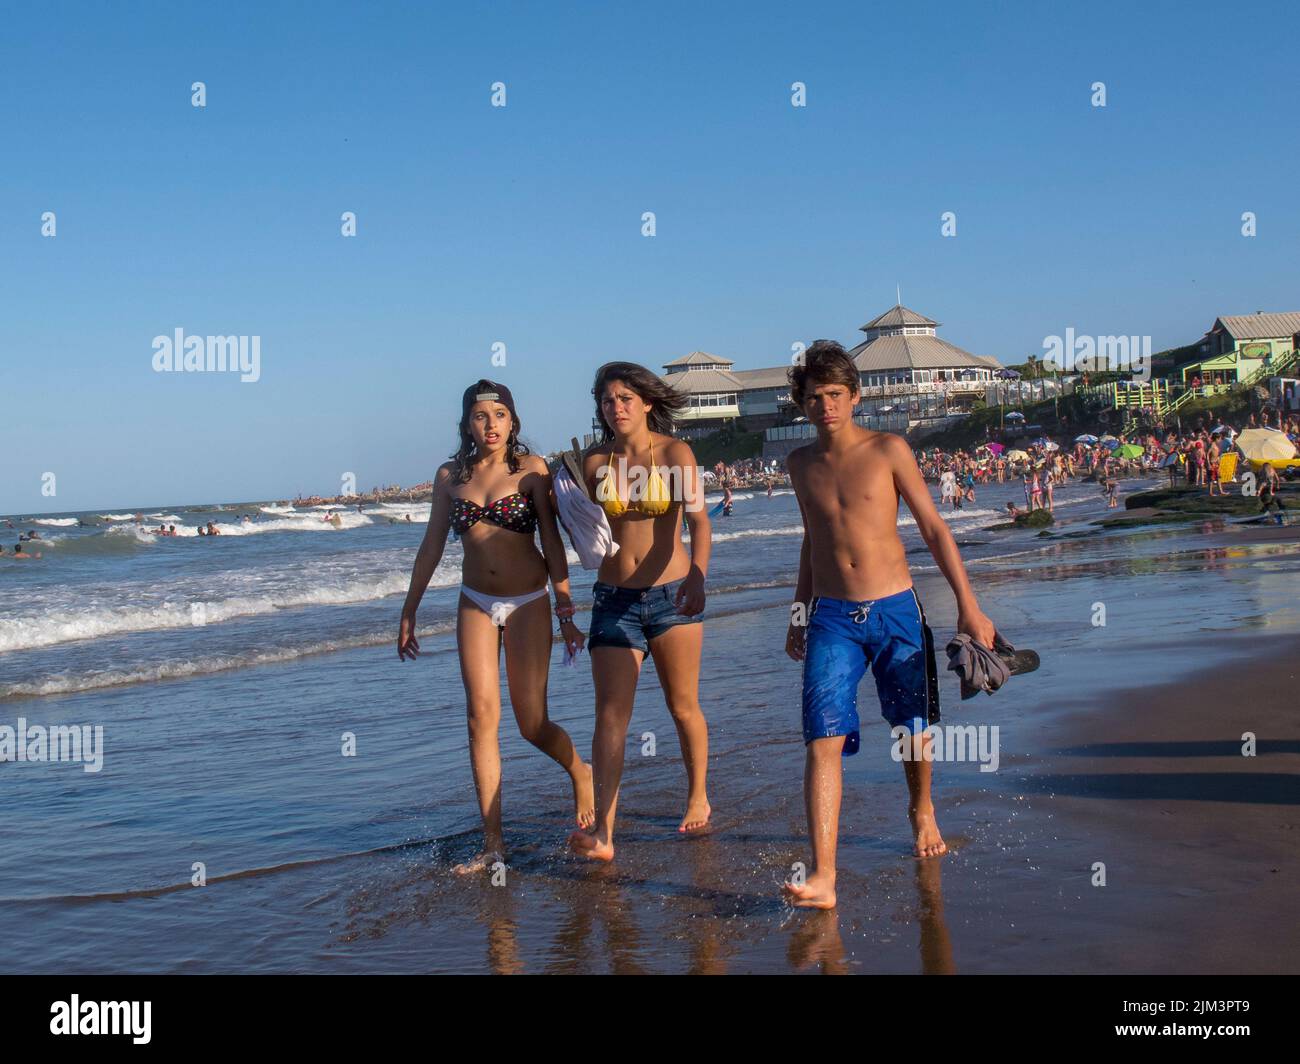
[785,622,806,661]
[957,605,997,650]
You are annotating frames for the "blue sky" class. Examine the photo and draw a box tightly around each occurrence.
[2,0,1297,512]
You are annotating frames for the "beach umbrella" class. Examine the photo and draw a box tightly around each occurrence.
[986,442,1005,454]
[1075,433,1099,444]
[1099,434,1118,442]
[1115,444,1144,459]
[1005,411,1026,421]
[1103,438,1123,450]
[1236,428,1297,462]
[1006,449,1029,461]
[998,369,1021,379]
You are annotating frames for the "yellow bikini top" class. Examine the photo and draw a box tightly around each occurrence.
[597,438,672,518]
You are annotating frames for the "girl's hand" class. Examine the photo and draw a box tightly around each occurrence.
[560,618,585,655]
[398,611,420,660]
[674,568,706,616]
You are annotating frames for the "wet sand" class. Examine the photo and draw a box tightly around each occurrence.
[1023,631,1299,974]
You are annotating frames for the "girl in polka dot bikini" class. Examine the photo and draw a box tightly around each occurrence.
[398,379,594,874]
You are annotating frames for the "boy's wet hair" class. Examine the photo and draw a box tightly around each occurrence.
[789,340,860,406]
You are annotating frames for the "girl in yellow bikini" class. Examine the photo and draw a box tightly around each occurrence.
[568,362,713,863]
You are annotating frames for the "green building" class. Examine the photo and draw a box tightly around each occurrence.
[1181,312,1300,387]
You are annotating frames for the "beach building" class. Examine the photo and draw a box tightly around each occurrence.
[653,303,1003,442]
[1180,312,1300,389]
[846,304,1002,396]
[661,352,743,434]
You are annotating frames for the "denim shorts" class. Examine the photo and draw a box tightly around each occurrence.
[801,586,941,756]
[588,577,702,653]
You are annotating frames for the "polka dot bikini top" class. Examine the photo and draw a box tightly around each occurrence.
[450,492,538,536]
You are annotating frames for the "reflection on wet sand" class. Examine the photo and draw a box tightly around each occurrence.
[787,910,848,974]
[914,857,955,975]
[336,790,959,974]
[783,855,954,975]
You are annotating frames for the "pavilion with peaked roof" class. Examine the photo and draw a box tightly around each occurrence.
[848,304,1002,390]
[661,351,742,426]
[643,304,1005,441]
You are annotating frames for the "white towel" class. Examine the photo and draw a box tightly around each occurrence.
[553,465,619,570]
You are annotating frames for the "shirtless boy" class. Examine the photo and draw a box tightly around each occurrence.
[782,341,997,910]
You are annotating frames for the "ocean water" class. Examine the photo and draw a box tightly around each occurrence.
[3,479,1298,972]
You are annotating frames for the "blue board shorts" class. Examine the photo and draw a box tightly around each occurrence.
[801,586,941,756]
[588,577,702,653]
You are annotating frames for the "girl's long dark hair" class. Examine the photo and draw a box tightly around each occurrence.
[451,378,530,483]
[591,361,688,444]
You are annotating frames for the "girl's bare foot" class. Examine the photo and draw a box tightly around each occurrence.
[452,849,504,876]
[782,870,837,910]
[573,763,595,829]
[678,797,712,833]
[910,805,948,858]
[568,827,614,862]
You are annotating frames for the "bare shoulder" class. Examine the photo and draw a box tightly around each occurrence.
[432,462,456,490]
[581,445,607,477]
[660,434,697,466]
[430,462,458,506]
[787,443,814,471]
[874,431,916,465]
[520,453,551,477]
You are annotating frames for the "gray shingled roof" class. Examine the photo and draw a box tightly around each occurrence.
[658,367,742,394]
[1215,313,1300,341]
[847,334,1002,371]
[860,304,939,331]
[731,365,795,388]
[663,350,735,368]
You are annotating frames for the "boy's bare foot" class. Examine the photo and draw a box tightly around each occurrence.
[782,870,837,910]
[573,763,595,829]
[678,798,711,833]
[452,849,503,876]
[568,828,615,862]
[910,806,948,858]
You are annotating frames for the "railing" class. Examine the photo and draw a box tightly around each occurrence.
[764,412,908,442]
[1110,379,1170,411]
[1074,383,1114,405]
[1165,389,1194,415]
[1240,348,1298,388]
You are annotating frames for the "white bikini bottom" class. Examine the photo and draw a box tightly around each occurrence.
[460,585,549,627]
